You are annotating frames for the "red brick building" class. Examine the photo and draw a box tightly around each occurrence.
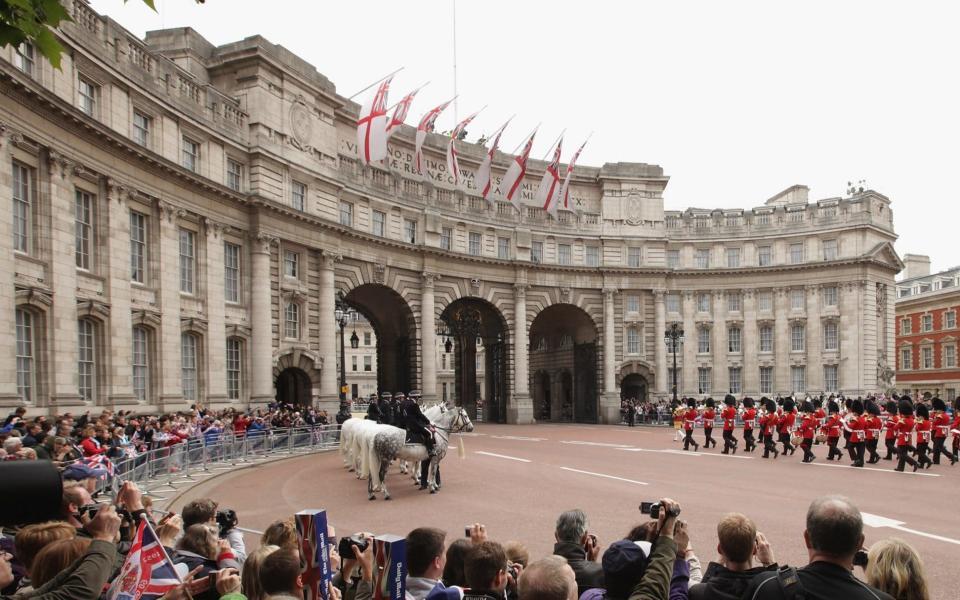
[895,255,960,401]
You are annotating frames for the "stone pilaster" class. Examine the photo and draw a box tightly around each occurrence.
[600,287,620,423]
[105,180,135,405]
[420,272,438,403]
[508,283,533,424]
[743,290,759,395]
[156,199,184,411]
[712,290,728,394]
[839,281,861,396]
[250,232,276,407]
[682,291,697,395]
[317,251,340,407]
[203,218,227,404]
[0,125,22,406]
[653,290,667,396]
[806,285,823,392]
[774,287,789,394]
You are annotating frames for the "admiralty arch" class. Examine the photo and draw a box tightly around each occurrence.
[0,2,902,423]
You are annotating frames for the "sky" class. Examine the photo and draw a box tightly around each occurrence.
[89,0,960,275]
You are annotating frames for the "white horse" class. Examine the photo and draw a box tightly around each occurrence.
[340,418,384,479]
[367,406,473,500]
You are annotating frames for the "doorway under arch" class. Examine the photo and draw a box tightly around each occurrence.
[275,367,312,408]
[621,373,648,403]
[529,304,599,423]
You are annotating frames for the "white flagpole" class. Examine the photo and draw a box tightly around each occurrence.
[384,81,430,112]
[508,123,541,155]
[347,67,405,101]
[541,129,566,160]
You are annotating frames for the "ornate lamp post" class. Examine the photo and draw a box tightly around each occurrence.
[334,292,357,410]
[664,322,685,403]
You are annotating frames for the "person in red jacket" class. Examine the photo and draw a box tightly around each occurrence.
[702,398,717,449]
[683,398,700,452]
[741,397,757,452]
[863,400,884,464]
[761,398,779,459]
[930,397,956,465]
[953,398,960,463]
[846,399,867,467]
[882,399,900,461]
[824,400,843,461]
[895,399,920,472]
[914,403,934,469]
[798,400,818,463]
[777,398,797,456]
[78,425,107,457]
[720,394,739,455]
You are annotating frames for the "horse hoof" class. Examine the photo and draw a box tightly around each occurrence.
[384,495,391,501]
[368,496,375,501]
[430,488,437,494]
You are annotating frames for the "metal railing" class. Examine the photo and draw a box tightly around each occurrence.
[97,425,341,501]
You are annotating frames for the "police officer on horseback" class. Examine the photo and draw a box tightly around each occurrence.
[365,392,383,422]
[399,390,436,456]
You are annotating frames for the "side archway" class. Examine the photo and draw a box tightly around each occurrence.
[529,304,599,423]
[274,350,322,408]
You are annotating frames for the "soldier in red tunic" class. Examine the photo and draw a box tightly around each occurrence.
[846,398,866,467]
[798,400,818,463]
[882,399,899,461]
[702,398,717,449]
[895,398,920,472]
[824,400,843,461]
[720,394,739,455]
[952,398,960,462]
[914,403,934,469]
[931,397,956,465]
[683,398,700,452]
[741,397,757,452]
[761,397,780,459]
[777,397,797,456]
[864,400,883,464]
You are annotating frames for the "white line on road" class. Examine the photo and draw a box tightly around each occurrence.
[802,462,940,477]
[615,447,752,459]
[863,512,960,545]
[560,467,648,485]
[561,441,635,448]
[475,451,531,463]
[491,435,546,441]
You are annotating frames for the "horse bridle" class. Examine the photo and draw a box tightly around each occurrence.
[435,409,469,434]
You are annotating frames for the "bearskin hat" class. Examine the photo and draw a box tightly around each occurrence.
[866,400,881,416]
[850,399,864,415]
[783,397,796,412]
[828,400,840,414]
[813,397,823,408]
[705,398,715,408]
[764,398,777,413]
[898,398,914,416]
[916,403,930,419]
[885,400,897,415]
[932,397,947,412]
[743,397,755,408]
[687,398,697,409]
[724,394,736,406]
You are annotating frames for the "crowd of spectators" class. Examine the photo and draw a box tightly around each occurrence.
[620,400,673,426]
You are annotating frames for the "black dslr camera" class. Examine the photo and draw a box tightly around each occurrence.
[639,501,681,520]
[338,534,370,557]
[216,509,238,536]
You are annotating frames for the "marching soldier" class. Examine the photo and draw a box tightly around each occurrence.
[721,394,739,454]
[915,403,933,469]
[882,399,899,461]
[931,398,956,465]
[814,397,827,434]
[760,398,780,459]
[895,398,919,472]
[672,401,686,442]
[825,400,843,461]
[742,397,757,452]
[847,399,866,467]
[799,400,817,463]
[953,399,960,463]
[864,400,883,464]
[683,398,700,451]
[702,398,717,449]
[777,398,797,456]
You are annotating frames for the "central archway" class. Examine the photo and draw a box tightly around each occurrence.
[275,367,311,408]
[529,304,599,423]
[621,373,648,403]
[342,284,417,396]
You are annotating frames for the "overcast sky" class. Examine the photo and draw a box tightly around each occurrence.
[90,0,959,275]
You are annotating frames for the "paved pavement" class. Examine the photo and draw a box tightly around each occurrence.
[170,423,959,600]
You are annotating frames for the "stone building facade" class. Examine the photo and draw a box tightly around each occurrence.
[0,2,902,422]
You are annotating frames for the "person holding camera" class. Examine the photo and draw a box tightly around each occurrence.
[552,510,602,599]
[180,498,246,563]
[687,514,777,600]
[463,541,519,600]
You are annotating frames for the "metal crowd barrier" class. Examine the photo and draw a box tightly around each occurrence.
[97,424,341,501]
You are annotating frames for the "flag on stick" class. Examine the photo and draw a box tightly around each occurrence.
[446,109,482,187]
[477,118,512,205]
[414,98,454,175]
[557,136,590,213]
[386,85,425,141]
[538,137,564,217]
[106,519,180,600]
[356,77,393,164]
[501,128,538,213]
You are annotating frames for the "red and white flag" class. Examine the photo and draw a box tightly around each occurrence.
[386,86,423,141]
[414,98,454,175]
[356,76,393,164]
[538,137,564,218]
[446,110,481,187]
[106,519,181,600]
[477,118,512,205]
[501,128,537,213]
[557,137,589,213]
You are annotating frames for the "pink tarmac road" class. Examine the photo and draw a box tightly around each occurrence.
[170,423,960,600]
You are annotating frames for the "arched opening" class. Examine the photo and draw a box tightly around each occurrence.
[621,373,648,403]
[439,297,509,423]
[275,367,311,408]
[533,371,552,421]
[529,304,599,423]
[342,284,418,397]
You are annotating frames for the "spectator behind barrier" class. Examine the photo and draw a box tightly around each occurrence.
[687,513,777,600]
[405,527,453,600]
[261,518,299,549]
[13,522,75,575]
[864,538,930,600]
[552,509,603,598]
[241,545,280,600]
[172,524,240,600]
[504,542,530,569]
[441,539,472,588]
[463,541,514,600]
[259,546,305,599]
[517,556,577,600]
[30,538,91,588]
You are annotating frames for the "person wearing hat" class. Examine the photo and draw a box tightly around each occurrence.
[760,398,779,460]
[701,399,717,450]
[863,401,883,464]
[741,398,757,453]
[930,398,956,465]
[798,400,817,463]
[682,399,700,452]
[914,403,933,469]
[776,398,796,457]
[380,392,396,427]
[951,398,960,462]
[882,400,899,461]
[846,399,866,468]
[720,395,739,455]
[366,393,383,423]
[894,399,919,472]
[813,397,826,432]
[399,391,436,456]
[824,401,843,461]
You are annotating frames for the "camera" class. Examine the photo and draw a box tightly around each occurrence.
[853,550,868,568]
[338,534,369,557]
[507,563,520,581]
[216,509,238,536]
[639,501,681,520]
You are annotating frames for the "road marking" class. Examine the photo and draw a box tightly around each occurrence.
[561,441,635,448]
[458,432,487,437]
[491,435,546,441]
[560,467,648,485]
[801,462,940,477]
[863,512,960,545]
[615,447,751,459]
[475,451,531,463]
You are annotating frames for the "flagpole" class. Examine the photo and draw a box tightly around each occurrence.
[508,123,541,155]
[541,129,566,160]
[347,67,405,101]
[384,82,430,112]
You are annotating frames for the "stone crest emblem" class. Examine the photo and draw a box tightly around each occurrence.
[625,193,643,225]
[289,96,313,150]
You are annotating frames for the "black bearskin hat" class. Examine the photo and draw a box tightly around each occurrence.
[705,398,715,408]
[850,399,864,415]
[724,394,736,406]
[916,403,930,419]
[828,400,840,414]
[802,400,814,413]
[813,397,823,408]
[743,397,755,408]
[885,400,897,415]
[783,397,796,412]
[932,397,946,412]
[866,400,881,416]
[687,398,697,409]
[764,398,777,413]
[898,398,914,417]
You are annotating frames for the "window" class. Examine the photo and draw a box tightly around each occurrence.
[822,239,838,261]
[351,356,358,372]
[132,327,150,401]
[12,162,31,253]
[667,249,679,268]
[695,248,710,269]
[364,356,372,372]
[922,346,933,369]
[181,333,198,401]
[729,367,742,394]
[900,347,912,370]
[75,190,93,270]
[901,318,912,335]
[698,328,711,354]
[789,243,804,264]
[227,159,243,191]
[789,210,805,223]
[946,311,957,329]
[790,289,805,311]
[182,137,200,172]
[498,237,510,259]
[16,309,34,403]
[338,200,352,226]
[283,250,299,278]
[728,327,742,353]
[697,293,711,313]
[726,247,741,268]
[224,242,241,303]
[759,325,773,353]
[440,227,453,250]
[133,111,150,147]
[284,302,301,339]
[78,319,96,402]
[695,215,710,229]
[950,389,958,402]
[824,365,839,392]
[791,324,805,352]
[558,244,572,265]
[668,368,681,393]
[130,211,147,283]
[14,43,35,76]
[943,344,956,368]
[586,246,600,267]
[698,368,712,394]
[760,366,773,394]
[791,366,806,392]
[627,327,640,354]
[627,247,641,267]
[922,314,933,332]
[758,246,772,266]
[531,241,543,263]
[179,229,195,294]
[626,295,640,313]
[823,321,839,351]
[666,293,680,314]
[758,291,772,312]
[226,338,242,400]
[823,286,838,307]
[398,218,416,245]
[727,293,741,312]
[364,332,371,346]
[78,77,97,116]
[373,211,387,237]
[469,232,482,256]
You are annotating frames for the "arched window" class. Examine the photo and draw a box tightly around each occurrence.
[226,337,243,400]
[78,319,97,402]
[284,302,301,340]
[16,309,35,403]
[132,326,150,401]
[181,333,199,401]
[559,334,574,349]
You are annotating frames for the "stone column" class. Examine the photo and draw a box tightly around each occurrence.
[806,285,823,393]
[712,291,728,394]
[0,126,21,405]
[156,200,183,411]
[250,232,276,407]
[509,284,533,423]
[774,287,789,394]
[600,287,620,423]
[839,282,859,396]
[420,272,438,403]
[203,218,227,405]
[682,291,697,395]
[47,152,81,407]
[653,290,667,397]
[317,252,340,407]
[743,290,759,396]
[105,180,135,405]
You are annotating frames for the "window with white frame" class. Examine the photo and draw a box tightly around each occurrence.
[922,346,933,369]
[364,332,371,346]
[14,43,35,76]
[945,311,957,329]
[727,293,741,312]
[791,366,806,392]
[627,327,640,354]
[283,250,299,278]
[558,244,572,265]
[901,318,912,335]
[531,241,543,263]
[227,159,243,191]
[667,249,679,268]
[824,365,839,392]
[129,210,147,283]
[16,309,34,403]
[498,237,510,259]
[789,243,804,264]
[922,314,933,332]
[822,239,838,261]
[12,162,31,253]
[351,356,358,372]
[75,190,93,270]
[78,77,98,117]
[627,247,641,267]
[726,247,741,268]
[468,232,482,256]
[404,219,417,244]
[586,246,600,267]
[284,302,301,339]
[666,293,680,314]
[439,226,452,249]
[132,326,150,401]
[182,137,200,172]
[760,366,773,394]
[698,367,712,394]
[133,111,150,147]
[668,368,681,392]
[823,321,839,351]
[729,367,742,394]
[900,347,912,370]
[697,293,711,313]
[78,319,96,402]
[226,337,242,400]
[758,246,772,266]
[790,289,806,311]
[373,211,387,237]
[179,228,195,294]
[626,295,640,313]
[943,344,956,368]
[728,327,742,353]
[338,200,353,226]
[181,333,198,401]
[695,248,710,269]
[224,242,241,303]
[758,291,772,312]
[759,325,773,353]
[364,356,372,372]
[698,327,711,354]
[791,324,805,352]
[288,180,306,211]
[823,286,838,307]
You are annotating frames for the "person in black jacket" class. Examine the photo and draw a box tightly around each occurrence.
[688,513,777,600]
[551,509,603,598]
[365,393,383,423]
[399,393,435,455]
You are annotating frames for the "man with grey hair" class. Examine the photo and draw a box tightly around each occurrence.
[3,436,23,457]
[744,495,893,600]
[552,509,603,598]
[518,556,578,600]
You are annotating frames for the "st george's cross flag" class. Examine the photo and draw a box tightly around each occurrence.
[446,110,481,187]
[557,137,589,213]
[106,519,180,600]
[538,137,565,218]
[414,98,454,175]
[501,128,537,213]
[385,86,423,141]
[477,118,512,205]
[356,76,393,164]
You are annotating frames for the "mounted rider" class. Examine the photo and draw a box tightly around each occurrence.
[366,392,383,422]
[380,390,396,425]
[399,390,437,456]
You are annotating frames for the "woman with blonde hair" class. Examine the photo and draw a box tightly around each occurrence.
[864,537,930,600]
[30,538,92,587]
[241,544,279,600]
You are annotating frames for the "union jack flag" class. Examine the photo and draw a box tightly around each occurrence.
[106,519,181,600]
[296,509,331,600]
[84,454,114,478]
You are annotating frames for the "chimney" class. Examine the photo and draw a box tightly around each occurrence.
[902,254,931,280]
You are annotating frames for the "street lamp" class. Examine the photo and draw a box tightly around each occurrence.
[335,292,356,409]
[664,322,685,403]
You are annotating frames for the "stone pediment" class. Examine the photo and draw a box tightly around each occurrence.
[864,242,904,273]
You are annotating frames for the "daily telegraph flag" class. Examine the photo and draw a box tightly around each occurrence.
[477,118,511,205]
[446,110,481,187]
[386,86,423,141]
[357,77,393,164]
[538,137,564,218]
[296,509,332,600]
[501,128,537,213]
[106,519,180,600]
[372,534,407,600]
[414,98,454,175]
[557,137,589,213]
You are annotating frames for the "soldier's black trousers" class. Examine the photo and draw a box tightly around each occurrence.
[743,429,755,451]
[722,429,738,453]
[827,437,842,460]
[897,445,919,471]
[866,439,880,463]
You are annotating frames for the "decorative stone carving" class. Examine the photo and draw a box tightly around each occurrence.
[653,289,666,301]
[47,150,81,180]
[624,193,644,226]
[16,287,53,308]
[106,178,131,205]
[321,251,342,269]
[203,217,227,239]
[157,199,179,223]
[470,278,481,293]
[181,317,208,332]
[422,272,438,288]
[876,283,887,315]
[373,263,386,284]
[255,232,278,254]
[77,299,111,319]
[559,286,572,301]
[514,283,528,299]
[131,309,162,328]
[289,95,314,151]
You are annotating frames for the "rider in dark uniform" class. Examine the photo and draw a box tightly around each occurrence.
[400,391,436,455]
[380,391,395,425]
[366,392,383,422]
